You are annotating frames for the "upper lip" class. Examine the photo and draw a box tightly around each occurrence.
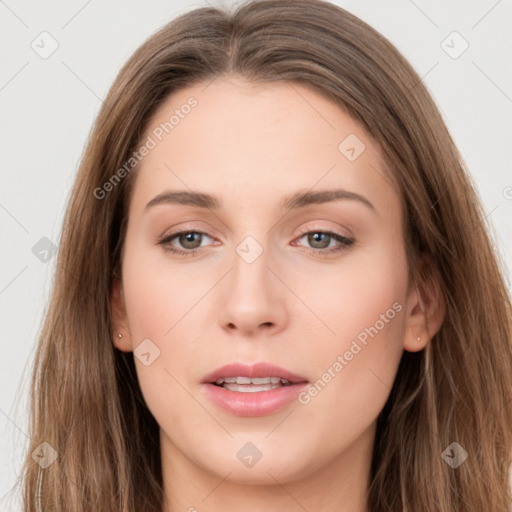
[201,362,309,384]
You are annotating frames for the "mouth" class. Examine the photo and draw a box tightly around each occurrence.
[201,362,309,416]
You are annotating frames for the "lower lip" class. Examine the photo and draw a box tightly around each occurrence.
[202,382,309,417]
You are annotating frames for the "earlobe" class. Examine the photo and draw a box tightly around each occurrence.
[403,256,446,353]
[110,278,132,352]
[403,287,430,352]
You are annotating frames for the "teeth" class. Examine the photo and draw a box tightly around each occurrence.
[214,376,291,386]
[235,376,252,384]
[250,377,271,384]
[223,383,283,392]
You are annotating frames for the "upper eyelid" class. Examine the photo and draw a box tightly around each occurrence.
[161,219,352,238]
[295,223,352,237]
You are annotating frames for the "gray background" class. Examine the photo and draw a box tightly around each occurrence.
[1,0,511,509]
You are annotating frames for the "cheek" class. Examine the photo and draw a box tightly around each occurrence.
[293,241,407,350]
[121,240,208,341]
[297,241,407,419]
[121,252,203,430]
[120,241,212,412]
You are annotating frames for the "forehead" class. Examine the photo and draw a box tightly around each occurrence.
[129,77,399,219]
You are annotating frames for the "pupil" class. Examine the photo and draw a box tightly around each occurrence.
[181,232,200,248]
[309,232,329,249]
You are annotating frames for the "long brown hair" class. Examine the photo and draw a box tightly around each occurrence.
[17,0,512,510]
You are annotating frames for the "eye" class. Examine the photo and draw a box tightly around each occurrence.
[293,229,354,256]
[158,230,216,257]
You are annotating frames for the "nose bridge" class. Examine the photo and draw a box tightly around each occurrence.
[231,232,274,299]
[217,231,287,334]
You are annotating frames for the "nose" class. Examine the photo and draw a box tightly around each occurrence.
[217,242,288,337]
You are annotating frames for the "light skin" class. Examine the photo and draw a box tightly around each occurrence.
[111,76,445,512]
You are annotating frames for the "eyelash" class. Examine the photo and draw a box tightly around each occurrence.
[158,227,354,258]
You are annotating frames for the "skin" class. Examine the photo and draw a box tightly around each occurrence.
[111,76,445,512]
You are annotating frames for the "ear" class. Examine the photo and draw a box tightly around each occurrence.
[403,255,446,352]
[111,277,132,352]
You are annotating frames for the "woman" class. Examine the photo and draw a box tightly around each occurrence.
[19,0,512,510]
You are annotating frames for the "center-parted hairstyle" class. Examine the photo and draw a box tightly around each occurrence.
[19,0,512,511]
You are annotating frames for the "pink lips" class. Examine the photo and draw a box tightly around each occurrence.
[201,362,309,417]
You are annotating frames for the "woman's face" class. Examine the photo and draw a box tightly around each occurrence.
[113,76,425,487]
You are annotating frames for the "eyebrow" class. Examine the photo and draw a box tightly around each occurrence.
[144,188,375,212]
